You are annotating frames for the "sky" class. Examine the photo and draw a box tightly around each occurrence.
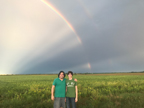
[0,0,144,74]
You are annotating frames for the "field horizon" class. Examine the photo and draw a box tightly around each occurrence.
[1,71,144,76]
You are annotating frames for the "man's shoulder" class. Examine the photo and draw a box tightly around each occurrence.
[63,78,67,81]
[54,78,59,81]
[65,78,69,82]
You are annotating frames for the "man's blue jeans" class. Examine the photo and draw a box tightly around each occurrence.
[54,97,65,108]
[66,97,76,108]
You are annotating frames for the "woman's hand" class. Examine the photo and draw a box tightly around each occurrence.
[75,98,78,102]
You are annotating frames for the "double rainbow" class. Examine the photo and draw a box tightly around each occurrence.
[41,0,92,70]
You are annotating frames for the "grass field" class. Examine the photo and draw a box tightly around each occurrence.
[0,73,144,108]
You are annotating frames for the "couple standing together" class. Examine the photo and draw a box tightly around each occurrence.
[51,71,78,108]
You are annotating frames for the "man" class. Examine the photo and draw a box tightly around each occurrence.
[51,71,66,108]
[66,71,78,108]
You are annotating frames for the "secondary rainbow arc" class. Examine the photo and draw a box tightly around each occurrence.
[41,0,91,70]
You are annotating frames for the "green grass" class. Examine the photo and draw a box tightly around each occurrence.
[0,74,144,108]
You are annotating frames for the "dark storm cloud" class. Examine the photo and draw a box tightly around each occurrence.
[16,44,89,74]
[71,0,144,72]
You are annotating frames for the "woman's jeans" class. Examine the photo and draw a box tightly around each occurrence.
[66,97,76,108]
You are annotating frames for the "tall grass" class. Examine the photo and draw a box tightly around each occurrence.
[0,74,144,108]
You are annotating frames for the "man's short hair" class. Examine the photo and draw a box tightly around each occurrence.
[58,71,65,78]
[67,71,73,76]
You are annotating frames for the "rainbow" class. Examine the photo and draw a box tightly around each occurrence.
[41,0,92,70]
[41,0,82,44]
[88,62,91,69]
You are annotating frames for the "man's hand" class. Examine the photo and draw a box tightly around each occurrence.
[51,85,55,101]
[75,98,78,102]
[74,78,77,82]
[51,95,54,101]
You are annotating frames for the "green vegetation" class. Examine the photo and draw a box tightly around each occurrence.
[0,74,144,108]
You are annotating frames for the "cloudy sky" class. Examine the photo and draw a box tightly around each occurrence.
[0,0,144,74]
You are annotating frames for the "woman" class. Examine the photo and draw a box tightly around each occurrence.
[66,71,78,108]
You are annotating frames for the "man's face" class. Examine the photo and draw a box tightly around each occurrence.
[59,72,64,79]
[68,73,72,78]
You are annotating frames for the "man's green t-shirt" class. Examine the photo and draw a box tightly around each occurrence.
[66,79,77,97]
[52,78,66,97]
